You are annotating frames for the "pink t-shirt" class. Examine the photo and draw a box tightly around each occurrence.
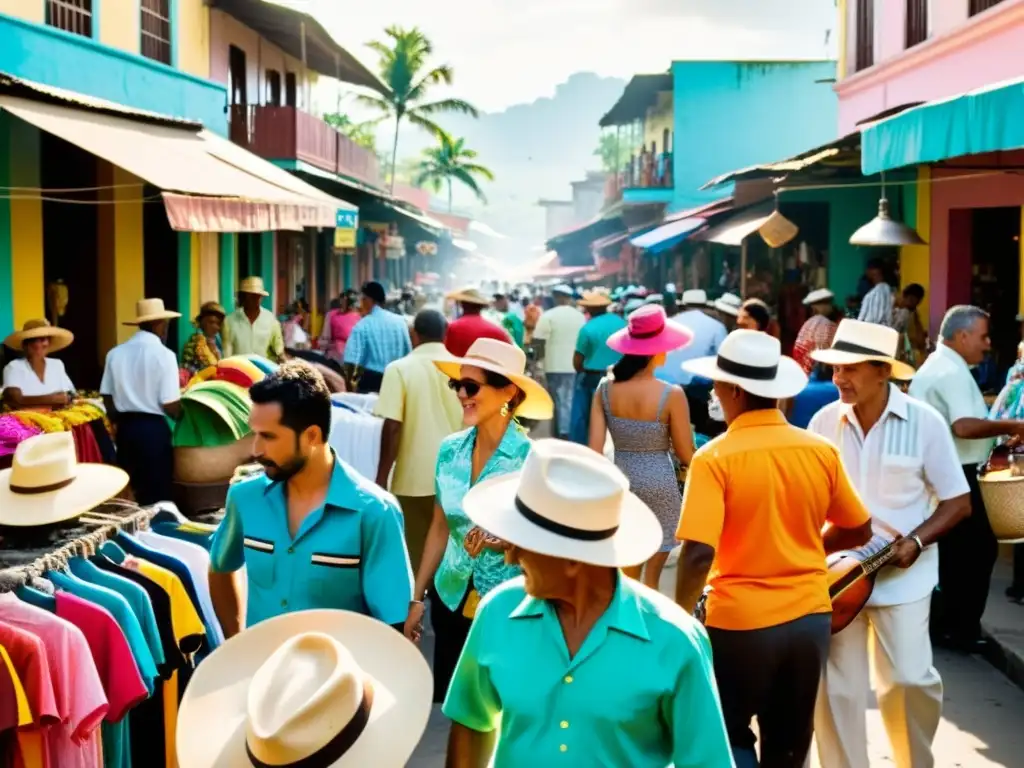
[55,593,147,723]
[0,595,108,768]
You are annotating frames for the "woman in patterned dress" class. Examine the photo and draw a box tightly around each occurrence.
[403,338,553,702]
[180,302,225,378]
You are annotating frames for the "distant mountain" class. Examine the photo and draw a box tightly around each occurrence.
[379,72,628,262]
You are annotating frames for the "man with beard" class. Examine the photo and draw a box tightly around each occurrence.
[207,361,413,636]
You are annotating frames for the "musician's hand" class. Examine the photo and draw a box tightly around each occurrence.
[890,537,922,569]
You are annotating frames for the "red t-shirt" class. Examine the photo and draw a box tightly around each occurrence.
[445,314,512,358]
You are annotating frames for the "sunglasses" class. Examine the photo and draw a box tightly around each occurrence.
[447,378,486,397]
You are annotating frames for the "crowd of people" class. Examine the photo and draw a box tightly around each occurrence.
[2,269,1019,767]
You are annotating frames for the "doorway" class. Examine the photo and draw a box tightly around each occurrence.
[971,206,1021,387]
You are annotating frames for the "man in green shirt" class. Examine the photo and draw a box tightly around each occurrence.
[569,291,625,443]
[493,292,525,347]
[442,439,732,768]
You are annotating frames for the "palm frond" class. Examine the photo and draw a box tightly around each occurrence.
[355,94,394,116]
[460,163,495,182]
[406,112,448,139]
[450,167,488,204]
[411,98,480,119]
[407,65,455,101]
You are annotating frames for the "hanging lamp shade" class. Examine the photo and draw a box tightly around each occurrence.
[759,210,800,248]
[849,197,925,247]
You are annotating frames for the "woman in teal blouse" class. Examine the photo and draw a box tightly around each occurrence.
[404,338,553,702]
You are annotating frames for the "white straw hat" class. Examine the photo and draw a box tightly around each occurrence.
[714,293,742,316]
[810,318,915,380]
[123,298,182,326]
[239,276,270,297]
[462,439,661,567]
[176,610,432,768]
[681,289,708,306]
[3,319,73,353]
[0,433,129,526]
[445,286,490,306]
[683,329,808,399]
[434,338,553,420]
[802,288,834,306]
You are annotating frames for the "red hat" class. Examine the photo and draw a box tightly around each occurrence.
[607,305,693,356]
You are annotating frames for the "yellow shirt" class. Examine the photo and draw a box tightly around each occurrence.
[3,642,44,768]
[373,342,463,496]
[677,409,870,631]
[0,643,31,726]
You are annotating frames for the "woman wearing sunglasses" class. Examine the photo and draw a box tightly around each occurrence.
[403,338,553,703]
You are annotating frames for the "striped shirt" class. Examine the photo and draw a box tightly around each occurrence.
[791,314,837,374]
[343,306,412,374]
[857,282,894,327]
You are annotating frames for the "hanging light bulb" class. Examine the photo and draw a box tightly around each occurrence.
[850,173,925,247]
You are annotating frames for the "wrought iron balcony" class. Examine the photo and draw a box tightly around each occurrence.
[229,104,382,188]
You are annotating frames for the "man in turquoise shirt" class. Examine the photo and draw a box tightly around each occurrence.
[209,361,413,635]
[443,439,732,767]
[570,292,626,443]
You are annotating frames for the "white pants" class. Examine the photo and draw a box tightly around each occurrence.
[814,595,943,768]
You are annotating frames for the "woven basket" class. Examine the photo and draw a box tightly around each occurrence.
[174,434,255,484]
[978,470,1024,543]
[759,210,799,249]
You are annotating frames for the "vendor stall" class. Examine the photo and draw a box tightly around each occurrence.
[0,401,114,469]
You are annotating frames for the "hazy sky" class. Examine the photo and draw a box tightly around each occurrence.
[295,0,837,112]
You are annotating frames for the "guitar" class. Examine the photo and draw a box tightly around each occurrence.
[826,533,898,634]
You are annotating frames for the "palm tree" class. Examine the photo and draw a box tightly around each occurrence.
[414,132,495,212]
[358,26,480,192]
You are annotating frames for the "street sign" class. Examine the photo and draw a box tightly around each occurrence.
[334,209,358,249]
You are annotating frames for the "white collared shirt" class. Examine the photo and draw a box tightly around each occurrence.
[808,384,969,607]
[2,358,74,396]
[100,330,180,415]
[222,307,284,359]
[908,342,995,465]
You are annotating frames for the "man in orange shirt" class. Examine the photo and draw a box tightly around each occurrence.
[674,329,873,768]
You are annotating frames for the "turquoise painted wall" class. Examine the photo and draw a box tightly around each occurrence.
[219,233,237,312]
[671,61,838,212]
[0,12,228,133]
[258,233,275,311]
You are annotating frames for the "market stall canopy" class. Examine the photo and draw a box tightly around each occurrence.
[861,76,1024,175]
[0,79,354,232]
[599,73,673,128]
[700,133,862,190]
[630,217,705,253]
[694,204,774,246]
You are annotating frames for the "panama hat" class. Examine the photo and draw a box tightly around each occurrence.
[803,288,834,306]
[176,610,433,768]
[123,298,182,326]
[810,319,915,380]
[714,293,742,316]
[445,286,491,306]
[463,439,661,568]
[683,329,808,399]
[239,276,270,297]
[578,290,612,308]
[681,289,708,307]
[0,433,129,527]
[434,338,553,420]
[608,305,692,356]
[3,319,73,353]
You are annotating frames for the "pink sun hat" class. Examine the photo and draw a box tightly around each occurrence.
[607,304,693,356]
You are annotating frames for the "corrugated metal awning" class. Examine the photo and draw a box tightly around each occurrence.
[694,205,773,246]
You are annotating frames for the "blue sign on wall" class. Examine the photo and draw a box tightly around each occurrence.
[336,209,358,229]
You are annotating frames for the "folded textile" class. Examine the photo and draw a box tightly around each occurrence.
[0,414,42,456]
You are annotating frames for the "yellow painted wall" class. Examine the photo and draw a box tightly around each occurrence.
[178,0,211,78]
[642,91,674,153]
[9,119,45,327]
[0,0,43,23]
[98,1,138,55]
[900,166,931,331]
[97,164,146,353]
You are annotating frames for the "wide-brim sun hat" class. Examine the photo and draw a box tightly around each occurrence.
[434,338,553,420]
[239,276,270,297]
[810,318,916,380]
[176,610,433,768]
[608,304,692,356]
[578,290,612,308]
[3,319,74,353]
[0,432,129,527]
[683,328,808,400]
[445,286,491,306]
[714,293,742,316]
[123,298,182,326]
[681,289,708,306]
[463,438,661,568]
[803,288,834,306]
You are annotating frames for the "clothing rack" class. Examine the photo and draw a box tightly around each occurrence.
[0,500,155,591]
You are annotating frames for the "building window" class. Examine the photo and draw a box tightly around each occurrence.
[46,0,92,38]
[266,70,282,106]
[140,0,172,65]
[854,0,874,72]
[905,0,928,48]
[970,0,1006,15]
[285,73,298,108]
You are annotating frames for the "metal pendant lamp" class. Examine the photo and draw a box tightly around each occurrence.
[849,173,925,247]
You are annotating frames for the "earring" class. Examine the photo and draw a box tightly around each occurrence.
[501,401,510,418]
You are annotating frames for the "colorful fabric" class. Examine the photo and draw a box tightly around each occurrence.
[173,380,251,448]
[0,415,41,456]
[180,332,221,377]
[791,314,837,374]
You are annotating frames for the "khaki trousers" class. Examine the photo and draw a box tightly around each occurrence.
[396,494,435,574]
[814,595,943,768]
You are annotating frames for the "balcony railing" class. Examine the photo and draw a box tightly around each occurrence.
[229,105,382,188]
[605,151,673,201]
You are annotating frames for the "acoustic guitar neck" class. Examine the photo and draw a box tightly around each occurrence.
[852,534,897,574]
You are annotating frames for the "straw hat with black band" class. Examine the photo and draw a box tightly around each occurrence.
[810,318,915,381]
[683,329,808,400]
[3,319,73,353]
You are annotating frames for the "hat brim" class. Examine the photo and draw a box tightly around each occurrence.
[434,358,554,421]
[239,289,270,297]
[713,301,740,316]
[463,471,662,567]
[809,349,916,381]
[682,354,808,399]
[123,311,182,326]
[3,326,74,353]
[578,298,612,308]
[176,610,432,768]
[0,464,129,527]
[802,292,834,306]
[607,322,693,356]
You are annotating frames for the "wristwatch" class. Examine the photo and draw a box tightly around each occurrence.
[910,534,924,552]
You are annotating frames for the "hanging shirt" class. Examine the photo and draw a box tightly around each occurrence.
[99,331,179,416]
[2,358,75,397]
[0,623,56,768]
[328,406,383,483]
[0,643,31,729]
[221,307,285,361]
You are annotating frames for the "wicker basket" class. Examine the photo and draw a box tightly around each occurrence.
[978,470,1024,543]
[174,434,255,484]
